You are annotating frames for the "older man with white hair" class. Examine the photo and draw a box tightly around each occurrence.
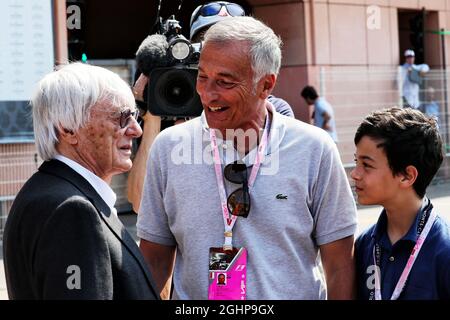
[3,63,159,300]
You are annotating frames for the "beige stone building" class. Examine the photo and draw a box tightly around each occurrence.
[251,1,448,164]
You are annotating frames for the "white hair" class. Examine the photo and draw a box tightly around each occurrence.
[203,16,282,87]
[31,62,135,160]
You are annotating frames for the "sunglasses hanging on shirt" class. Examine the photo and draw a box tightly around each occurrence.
[224,160,250,218]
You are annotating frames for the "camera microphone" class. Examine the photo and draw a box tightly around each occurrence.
[135,19,203,117]
[135,34,170,76]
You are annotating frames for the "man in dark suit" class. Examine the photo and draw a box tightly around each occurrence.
[3,63,159,300]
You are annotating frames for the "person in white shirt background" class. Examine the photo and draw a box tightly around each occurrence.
[400,49,430,109]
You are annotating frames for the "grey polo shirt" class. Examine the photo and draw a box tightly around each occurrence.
[137,108,357,299]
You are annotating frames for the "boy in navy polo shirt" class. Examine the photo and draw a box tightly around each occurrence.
[352,107,450,300]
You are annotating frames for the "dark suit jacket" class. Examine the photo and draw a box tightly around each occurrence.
[3,159,159,300]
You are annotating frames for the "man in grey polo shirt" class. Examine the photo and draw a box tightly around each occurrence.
[137,16,357,300]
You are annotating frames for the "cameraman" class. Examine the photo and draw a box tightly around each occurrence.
[127,73,162,213]
[189,1,295,118]
[128,73,190,213]
[127,28,197,213]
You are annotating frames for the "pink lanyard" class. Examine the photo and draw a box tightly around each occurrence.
[209,113,270,250]
[372,208,437,300]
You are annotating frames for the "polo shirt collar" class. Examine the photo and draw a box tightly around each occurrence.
[200,102,286,167]
[371,197,431,244]
[371,210,386,241]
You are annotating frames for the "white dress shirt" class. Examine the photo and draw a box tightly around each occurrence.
[54,155,118,216]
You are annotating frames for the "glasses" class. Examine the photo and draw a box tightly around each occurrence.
[224,160,250,218]
[193,2,245,22]
[119,109,138,129]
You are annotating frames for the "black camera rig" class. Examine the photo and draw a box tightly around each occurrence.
[146,15,203,117]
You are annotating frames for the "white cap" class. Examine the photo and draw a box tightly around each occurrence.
[404,49,415,57]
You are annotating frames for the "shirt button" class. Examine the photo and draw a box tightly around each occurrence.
[389,256,395,262]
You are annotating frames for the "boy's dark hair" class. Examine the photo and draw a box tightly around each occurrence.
[354,107,443,198]
[301,86,319,100]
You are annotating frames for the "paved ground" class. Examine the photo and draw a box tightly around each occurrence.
[1,182,449,300]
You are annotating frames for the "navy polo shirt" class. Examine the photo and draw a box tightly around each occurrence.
[355,198,450,300]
